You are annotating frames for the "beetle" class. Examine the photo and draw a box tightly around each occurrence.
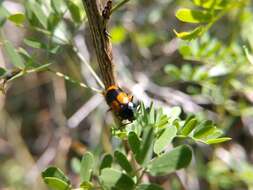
[104,85,135,121]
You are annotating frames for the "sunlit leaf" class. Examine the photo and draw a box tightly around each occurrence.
[193,120,215,139]
[154,126,177,154]
[174,26,204,40]
[181,118,198,136]
[8,13,25,25]
[67,1,82,23]
[80,181,93,190]
[100,168,135,190]
[4,41,25,69]
[193,0,227,9]
[176,8,212,23]
[205,137,231,144]
[0,5,10,26]
[80,152,94,182]
[28,1,47,28]
[42,166,70,184]
[51,0,66,14]
[43,177,71,190]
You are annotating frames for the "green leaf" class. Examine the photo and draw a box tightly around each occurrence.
[8,13,25,25]
[4,41,25,69]
[147,145,192,176]
[43,177,71,190]
[136,184,164,190]
[0,5,10,27]
[176,8,212,23]
[24,38,45,49]
[154,126,177,154]
[80,181,93,190]
[128,131,141,155]
[67,1,82,23]
[205,137,231,144]
[100,168,135,190]
[99,154,113,172]
[174,26,204,40]
[193,0,227,9]
[193,120,214,139]
[42,166,70,184]
[48,13,61,31]
[51,0,66,14]
[80,152,94,182]
[181,118,198,136]
[0,67,6,77]
[114,150,133,174]
[28,1,47,28]
[136,127,155,165]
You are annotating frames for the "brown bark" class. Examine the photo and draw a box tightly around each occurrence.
[82,0,116,89]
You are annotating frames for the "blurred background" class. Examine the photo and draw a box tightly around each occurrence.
[0,0,253,189]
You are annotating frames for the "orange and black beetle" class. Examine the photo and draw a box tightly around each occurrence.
[104,85,135,121]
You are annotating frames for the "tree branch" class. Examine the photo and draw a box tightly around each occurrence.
[82,0,116,89]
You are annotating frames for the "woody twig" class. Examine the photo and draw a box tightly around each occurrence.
[82,0,116,89]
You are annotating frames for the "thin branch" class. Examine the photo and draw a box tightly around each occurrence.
[82,0,116,88]
[111,0,131,14]
[48,69,102,93]
[2,66,102,93]
[72,46,105,89]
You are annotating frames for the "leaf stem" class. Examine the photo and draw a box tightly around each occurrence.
[3,65,102,93]
[111,0,131,14]
[48,69,102,93]
[72,46,105,89]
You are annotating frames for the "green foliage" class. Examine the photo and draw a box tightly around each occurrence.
[114,150,133,174]
[0,0,238,189]
[176,8,212,23]
[3,40,25,69]
[168,33,253,116]
[41,103,229,190]
[174,0,241,40]
[100,168,135,190]
[80,152,94,182]
[147,145,192,176]
[99,154,113,172]
[0,67,6,77]
[0,5,10,26]
[8,13,25,25]
[154,126,177,154]
[42,167,71,190]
